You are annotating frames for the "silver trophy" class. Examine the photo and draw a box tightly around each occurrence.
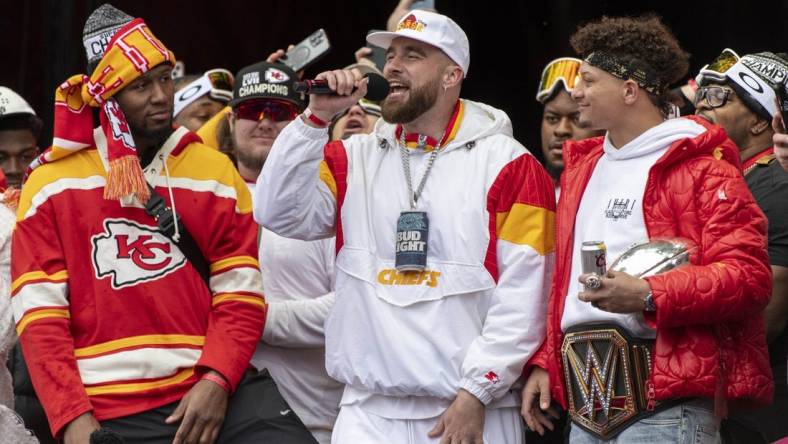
[608,238,693,278]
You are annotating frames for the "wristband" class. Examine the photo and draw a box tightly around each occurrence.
[303,108,329,127]
[201,372,231,394]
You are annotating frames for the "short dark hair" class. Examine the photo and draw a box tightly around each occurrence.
[570,15,690,113]
[0,114,43,141]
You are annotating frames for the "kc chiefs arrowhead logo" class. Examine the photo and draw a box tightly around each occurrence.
[103,99,136,149]
[92,218,186,289]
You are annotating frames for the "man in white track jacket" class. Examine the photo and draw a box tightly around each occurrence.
[255,10,555,444]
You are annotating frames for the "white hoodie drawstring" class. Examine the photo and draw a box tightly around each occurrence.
[159,153,180,243]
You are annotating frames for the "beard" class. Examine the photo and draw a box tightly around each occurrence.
[381,76,440,124]
[233,130,269,174]
[129,119,173,148]
[235,147,266,174]
[129,119,173,167]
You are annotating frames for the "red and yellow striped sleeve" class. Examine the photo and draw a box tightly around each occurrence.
[485,153,556,280]
[461,152,556,402]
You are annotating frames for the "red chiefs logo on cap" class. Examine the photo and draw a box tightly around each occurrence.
[397,14,426,32]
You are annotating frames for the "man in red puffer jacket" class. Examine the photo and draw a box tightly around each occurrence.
[521,15,773,444]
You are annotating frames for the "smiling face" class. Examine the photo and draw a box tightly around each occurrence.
[540,89,600,175]
[571,63,626,131]
[114,64,175,145]
[381,37,450,124]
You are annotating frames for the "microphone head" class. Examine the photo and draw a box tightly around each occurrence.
[364,73,390,102]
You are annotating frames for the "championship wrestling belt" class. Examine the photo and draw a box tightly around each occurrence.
[562,323,675,440]
[562,239,693,439]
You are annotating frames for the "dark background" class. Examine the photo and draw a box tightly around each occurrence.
[2,0,787,162]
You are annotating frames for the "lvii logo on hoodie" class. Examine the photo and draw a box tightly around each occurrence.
[604,198,636,221]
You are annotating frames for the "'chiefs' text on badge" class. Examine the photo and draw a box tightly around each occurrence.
[91,218,187,289]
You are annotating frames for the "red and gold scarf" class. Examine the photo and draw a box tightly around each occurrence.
[26,18,175,204]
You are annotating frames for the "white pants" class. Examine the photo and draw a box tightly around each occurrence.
[331,403,524,444]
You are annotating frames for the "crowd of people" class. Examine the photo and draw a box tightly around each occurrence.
[0,1,787,443]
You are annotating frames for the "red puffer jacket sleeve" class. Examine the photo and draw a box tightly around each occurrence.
[644,157,771,328]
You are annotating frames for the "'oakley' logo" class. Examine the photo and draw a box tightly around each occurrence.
[738,71,764,94]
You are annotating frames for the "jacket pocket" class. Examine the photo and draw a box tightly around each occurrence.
[335,246,495,307]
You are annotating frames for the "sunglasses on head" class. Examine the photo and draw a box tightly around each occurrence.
[536,58,582,103]
[233,99,299,122]
[694,86,734,109]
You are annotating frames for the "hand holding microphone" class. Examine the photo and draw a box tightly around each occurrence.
[297,69,389,126]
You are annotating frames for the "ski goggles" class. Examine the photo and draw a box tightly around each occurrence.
[233,99,299,122]
[695,48,740,85]
[536,58,582,103]
[174,68,234,116]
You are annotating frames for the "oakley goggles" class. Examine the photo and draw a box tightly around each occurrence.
[536,57,582,103]
[695,48,740,85]
[174,68,234,117]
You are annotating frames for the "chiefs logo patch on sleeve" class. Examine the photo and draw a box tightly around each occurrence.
[91,218,187,289]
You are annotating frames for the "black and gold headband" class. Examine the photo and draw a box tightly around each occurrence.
[585,51,664,95]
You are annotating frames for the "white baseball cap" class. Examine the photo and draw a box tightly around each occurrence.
[367,10,470,77]
[0,86,36,119]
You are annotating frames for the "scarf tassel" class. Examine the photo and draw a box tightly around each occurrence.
[103,155,150,203]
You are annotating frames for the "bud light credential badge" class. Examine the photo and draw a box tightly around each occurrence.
[395,211,429,272]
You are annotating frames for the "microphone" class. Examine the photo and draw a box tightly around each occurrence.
[294,73,390,102]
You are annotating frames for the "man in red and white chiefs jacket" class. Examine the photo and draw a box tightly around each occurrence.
[522,15,773,443]
[10,5,313,444]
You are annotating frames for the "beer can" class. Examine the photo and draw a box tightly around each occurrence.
[581,241,606,291]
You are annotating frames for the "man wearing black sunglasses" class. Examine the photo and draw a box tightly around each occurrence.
[696,50,788,444]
